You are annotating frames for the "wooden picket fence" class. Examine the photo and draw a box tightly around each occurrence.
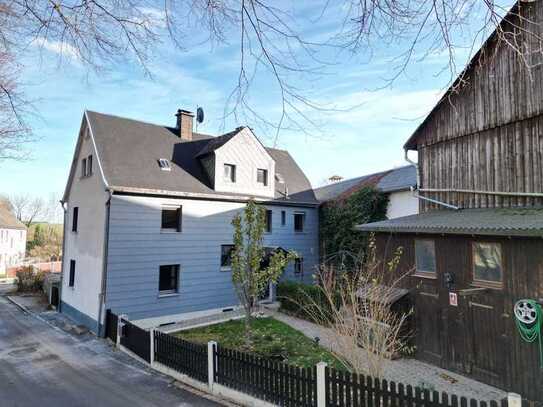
[105,311,514,407]
[154,331,208,383]
[214,345,317,407]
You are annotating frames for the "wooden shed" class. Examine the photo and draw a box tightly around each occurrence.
[356,1,543,401]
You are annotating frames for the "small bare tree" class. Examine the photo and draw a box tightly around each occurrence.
[231,200,297,346]
[296,240,411,378]
[8,194,46,227]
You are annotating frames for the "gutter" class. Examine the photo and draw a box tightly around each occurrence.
[97,189,112,336]
[419,188,543,198]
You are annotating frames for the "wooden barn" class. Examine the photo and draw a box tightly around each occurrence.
[357,1,543,401]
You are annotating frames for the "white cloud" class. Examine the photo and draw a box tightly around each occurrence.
[32,38,81,64]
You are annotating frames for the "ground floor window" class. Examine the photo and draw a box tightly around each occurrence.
[221,245,234,270]
[159,264,179,294]
[294,257,304,275]
[472,242,503,288]
[69,260,76,287]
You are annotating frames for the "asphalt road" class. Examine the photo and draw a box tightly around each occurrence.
[0,296,223,407]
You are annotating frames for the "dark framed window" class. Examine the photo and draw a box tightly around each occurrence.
[414,239,436,277]
[87,155,93,175]
[294,212,305,232]
[72,207,79,232]
[281,210,286,226]
[159,264,179,294]
[221,245,234,269]
[69,260,76,287]
[257,169,268,186]
[472,242,503,288]
[224,164,236,183]
[265,210,272,233]
[161,206,182,231]
[294,257,304,275]
[81,158,87,177]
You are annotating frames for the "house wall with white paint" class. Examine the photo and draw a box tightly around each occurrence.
[213,129,276,198]
[61,125,108,332]
[0,228,26,275]
[386,190,419,219]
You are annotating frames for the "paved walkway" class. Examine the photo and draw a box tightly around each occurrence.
[266,310,507,401]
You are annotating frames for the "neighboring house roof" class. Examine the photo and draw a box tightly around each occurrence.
[314,165,416,203]
[84,111,317,205]
[0,201,26,230]
[355,207,543,237]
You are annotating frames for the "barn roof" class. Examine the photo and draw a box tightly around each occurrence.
[355,207,543,237]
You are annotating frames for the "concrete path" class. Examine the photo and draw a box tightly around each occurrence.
[267,310,507,402]
[0,296,224,407]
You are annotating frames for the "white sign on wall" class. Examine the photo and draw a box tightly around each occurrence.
[449,292,458,307]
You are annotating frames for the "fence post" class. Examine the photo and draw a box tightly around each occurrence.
[149,329,155,365]
[507,393,522,407]
[208,341,217,390]
[117,314,127,348]
[316,361,327,407]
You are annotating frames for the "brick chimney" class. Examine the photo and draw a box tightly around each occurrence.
[175,109,194,141]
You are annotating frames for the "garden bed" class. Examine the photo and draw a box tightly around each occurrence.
[174,316,344,369]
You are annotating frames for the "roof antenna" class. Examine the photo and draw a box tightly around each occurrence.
[195,106,204,132]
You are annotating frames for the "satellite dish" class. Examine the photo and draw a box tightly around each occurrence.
[196,107,205,124]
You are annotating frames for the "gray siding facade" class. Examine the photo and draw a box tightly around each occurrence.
[104,194,318,321]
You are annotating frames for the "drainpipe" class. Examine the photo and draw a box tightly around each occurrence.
[97,189,112,337]
[404,148,459,210]
[58,200,68,312]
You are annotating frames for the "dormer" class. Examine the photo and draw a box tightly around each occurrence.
[197,127,276,198]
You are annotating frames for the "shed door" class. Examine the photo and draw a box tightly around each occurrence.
[464,293,505,388]
[415,291,443,365]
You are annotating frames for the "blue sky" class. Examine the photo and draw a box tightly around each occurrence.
[0,1,492,204]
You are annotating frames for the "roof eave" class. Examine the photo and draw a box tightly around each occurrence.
[354,225,542,238]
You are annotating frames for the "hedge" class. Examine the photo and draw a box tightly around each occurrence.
[276,281,339,323]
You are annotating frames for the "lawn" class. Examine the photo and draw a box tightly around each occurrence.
[174,317,345,369]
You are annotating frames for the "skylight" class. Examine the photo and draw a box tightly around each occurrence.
[158,158,171,171]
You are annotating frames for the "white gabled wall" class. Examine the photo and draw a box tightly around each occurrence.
[61,125,108,330]
[213,128,275,198]
[105,194,318,322]
[386,190,419,219]
[0,228,26,275]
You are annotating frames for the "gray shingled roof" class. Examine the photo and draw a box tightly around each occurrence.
[0,200,26,230]
[355,208,543,237]
[86,111,317,204]
[314,165,416,202]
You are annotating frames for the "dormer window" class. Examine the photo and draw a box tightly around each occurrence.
[257,169,268,186]
[158,158,171,171]
[224,164,236,183]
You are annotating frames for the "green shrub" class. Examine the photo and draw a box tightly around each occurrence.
[16,266,46,292]
[277,281,338,323]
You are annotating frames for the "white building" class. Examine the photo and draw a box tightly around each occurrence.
[0,201,27,276]
[314,165,419,218]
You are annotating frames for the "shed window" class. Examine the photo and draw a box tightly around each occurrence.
[224,164,236,183]
[294,212,305,232]
[415,240,436,277]
[69,260,76,287]
[472,242,503,287]
[257,169,268,186]
[161,207,182,231]
[159,264,179,294]
[265,210,272,233]
[221,245,234,270]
